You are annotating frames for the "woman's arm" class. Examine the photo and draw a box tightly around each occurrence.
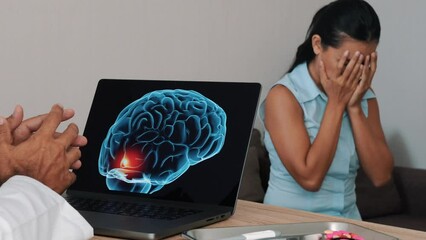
[346,52,394,186]
[348,99,394,187]
[264,85,346,191]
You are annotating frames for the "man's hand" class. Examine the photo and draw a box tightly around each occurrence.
[6,105,87,146]
[5,105,87,170]
[0,104,85,194]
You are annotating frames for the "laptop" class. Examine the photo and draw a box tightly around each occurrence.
[65,79,262,239]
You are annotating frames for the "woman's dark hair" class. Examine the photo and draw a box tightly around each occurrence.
[288,0,381,72]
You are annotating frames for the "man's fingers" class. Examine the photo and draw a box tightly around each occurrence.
[6,105,24,132]
[54,172,76,194]
[62,109,76,122]
[66,147,82,168]
[0,117,13,144]
[12,114,44,145]
[73,135,88,147]
[58,123,80,148]
[70,160,82,170]
[67,172,77,188]
[16,108,75,133]
[13,108,77,145]
[37,104,64,136]
[53,132,87,147]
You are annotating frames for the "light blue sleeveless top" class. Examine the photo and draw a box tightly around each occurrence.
[259,62,375,219]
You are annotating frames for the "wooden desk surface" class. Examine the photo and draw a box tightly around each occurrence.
[93,200,426,240]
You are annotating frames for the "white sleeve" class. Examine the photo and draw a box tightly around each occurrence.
[0,176,93,240]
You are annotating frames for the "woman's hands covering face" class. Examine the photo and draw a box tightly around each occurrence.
[347,52,377,108]
[318,50,377,109]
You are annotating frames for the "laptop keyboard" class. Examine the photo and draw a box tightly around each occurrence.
[66,196,202,220]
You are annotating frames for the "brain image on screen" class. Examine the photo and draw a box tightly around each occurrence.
[98,89,227,194]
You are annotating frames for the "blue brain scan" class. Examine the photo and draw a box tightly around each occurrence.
[98,89,227,194]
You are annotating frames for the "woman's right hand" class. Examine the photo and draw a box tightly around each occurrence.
[318,50,364,109]
[347,52,377,110]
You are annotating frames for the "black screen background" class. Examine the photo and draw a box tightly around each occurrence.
[71,79,261,207]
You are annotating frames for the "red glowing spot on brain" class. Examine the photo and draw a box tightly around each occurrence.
[115,148,145,172]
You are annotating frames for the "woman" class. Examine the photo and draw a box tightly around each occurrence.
[260,0,394,219]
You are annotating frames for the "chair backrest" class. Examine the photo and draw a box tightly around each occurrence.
[238,129,270,202]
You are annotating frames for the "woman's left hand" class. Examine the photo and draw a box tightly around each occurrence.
[347,52,377,109]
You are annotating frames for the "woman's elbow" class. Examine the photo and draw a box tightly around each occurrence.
[291,170,325,192]
[297,178,323,192]
[370,159,394,187]
[371,173,393,188]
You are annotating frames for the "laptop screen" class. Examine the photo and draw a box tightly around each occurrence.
[71,79,261,208]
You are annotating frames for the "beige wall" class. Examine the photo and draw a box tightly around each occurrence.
[1,0,425,169]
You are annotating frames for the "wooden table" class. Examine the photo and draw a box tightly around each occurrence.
[93,200,426,240]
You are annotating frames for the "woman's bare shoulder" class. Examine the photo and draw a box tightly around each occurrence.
[266,84,300,113]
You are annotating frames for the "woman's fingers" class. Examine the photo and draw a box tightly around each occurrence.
[360,55,370,86]
[336,50,349,76]
[341,51,361,82]
[370,51,378,72]
[368,52,378,85]
[319,59,329,83]
[348,54,364,86]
